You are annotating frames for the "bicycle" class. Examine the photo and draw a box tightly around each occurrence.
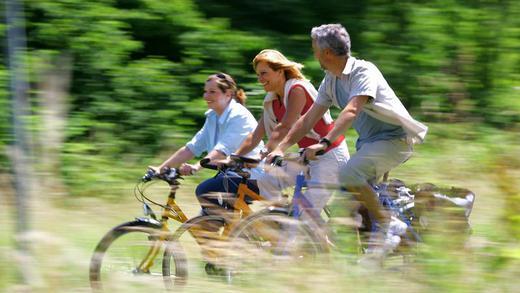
[89,167,193,291]
[223,152,429,281]
[89,154,273,290]
[220,153,332,281]
[160,155,274,280]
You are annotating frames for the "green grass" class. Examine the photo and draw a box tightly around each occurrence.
[1,122,519,292]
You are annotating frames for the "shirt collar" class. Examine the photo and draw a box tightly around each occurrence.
[341,56,356,76]
[264,92,277,103]
[217,98,236,124]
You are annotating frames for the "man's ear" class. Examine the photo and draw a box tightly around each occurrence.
[324,47,333,56]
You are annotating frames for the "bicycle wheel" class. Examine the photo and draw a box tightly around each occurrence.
[90,220,186,291]
[224,209,325,283]
[163,215,228,284]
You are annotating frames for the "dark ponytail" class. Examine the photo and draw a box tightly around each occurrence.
[235,88,247,105]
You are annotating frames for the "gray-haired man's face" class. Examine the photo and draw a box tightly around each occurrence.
[312,39,327,71]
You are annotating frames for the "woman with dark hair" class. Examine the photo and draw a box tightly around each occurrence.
[153,72,262,193]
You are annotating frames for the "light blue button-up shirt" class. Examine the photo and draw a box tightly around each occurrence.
[186,99,263,158]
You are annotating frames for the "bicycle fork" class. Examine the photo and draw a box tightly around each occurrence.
[136,193,187,274]
[278,171,316,255]
[135,222,171,274]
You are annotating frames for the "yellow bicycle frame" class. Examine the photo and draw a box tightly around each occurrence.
[136,173,266,272]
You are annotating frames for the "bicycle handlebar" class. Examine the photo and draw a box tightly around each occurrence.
[199,158,219,170]
[198,150,322,174]
[270,148,325,166]
[270,155,284,167]
[199,155,261,171]
[230,154,260,165]
[142,167,180,184]
[315,149,325,156]
[199,155,260,180]
[142,168,156,182]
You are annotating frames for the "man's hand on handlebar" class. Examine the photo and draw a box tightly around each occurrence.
[302,143,326,161]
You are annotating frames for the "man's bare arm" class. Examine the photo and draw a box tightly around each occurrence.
[322,95,368,143]
[276,103,329,152]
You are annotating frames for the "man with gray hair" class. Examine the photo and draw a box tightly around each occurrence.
[268,24,427,254]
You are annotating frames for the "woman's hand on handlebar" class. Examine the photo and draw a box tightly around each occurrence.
[148,165,167,175]
[265,148,284,164]
[179,163,200,176]
[243,160,260,169]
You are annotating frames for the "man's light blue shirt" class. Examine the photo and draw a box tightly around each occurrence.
[316,57,406,150]
[186,99,263,158]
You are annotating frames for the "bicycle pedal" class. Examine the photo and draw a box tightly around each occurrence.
[132,268,150,275]
[325,234,337,249]
[147,235,159,241]
[204,262,226,276]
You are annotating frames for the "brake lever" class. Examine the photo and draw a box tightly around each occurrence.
[142,168,156,182]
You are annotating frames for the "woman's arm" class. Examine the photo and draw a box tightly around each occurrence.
[157,146,195,170]
[235,116,266,156]
[264,86,307,151]
[156,117,207,174]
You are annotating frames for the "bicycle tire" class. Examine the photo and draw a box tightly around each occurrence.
[89,220,187,291]
[223,208,326,283]
[162,215,227,284]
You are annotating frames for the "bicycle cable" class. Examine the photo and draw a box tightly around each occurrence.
[135,179,185,214]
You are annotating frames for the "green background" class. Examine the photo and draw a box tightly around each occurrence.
[1,0,519,291]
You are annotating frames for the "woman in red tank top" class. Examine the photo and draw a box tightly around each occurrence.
[235,49,344,156]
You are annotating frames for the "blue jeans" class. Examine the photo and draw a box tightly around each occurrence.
[195,171,259,213]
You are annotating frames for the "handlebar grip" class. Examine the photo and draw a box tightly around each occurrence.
[271,155,283,167]
[230,154,260,165]
[301,149,324,165]
[199,158,219,170]
[142,169,156,182]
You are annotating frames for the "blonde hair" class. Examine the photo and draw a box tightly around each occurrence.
[207,72,247,105]
[252,49,306,80]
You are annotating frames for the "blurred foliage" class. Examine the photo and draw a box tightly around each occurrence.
[1,0,519,193]
[2,2,519,291]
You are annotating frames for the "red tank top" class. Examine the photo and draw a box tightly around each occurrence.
[272,84,344,151]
